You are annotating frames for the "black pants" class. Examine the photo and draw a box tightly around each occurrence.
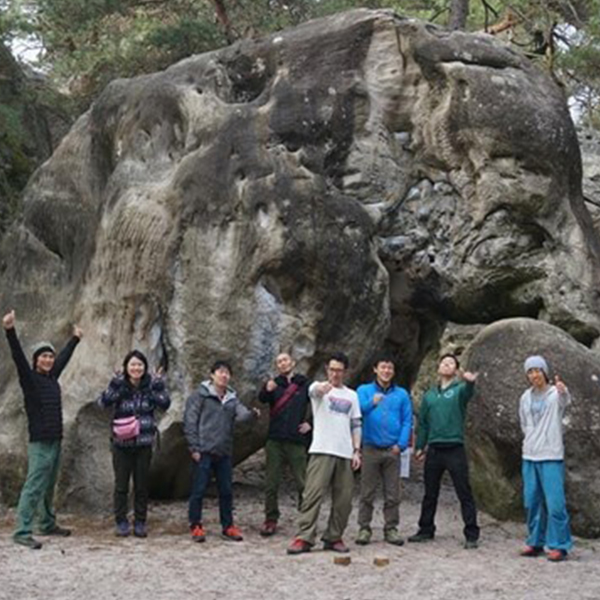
[112,445,152,524]
[418,445,479,541]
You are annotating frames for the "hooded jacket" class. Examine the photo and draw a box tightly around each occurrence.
[519,384,570,461]
[184,380,255,457]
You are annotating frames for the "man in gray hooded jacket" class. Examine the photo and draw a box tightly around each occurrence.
[184,360,258,542]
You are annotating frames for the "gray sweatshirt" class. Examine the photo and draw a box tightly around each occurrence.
[184,380,255,456]
[518,385,571,461]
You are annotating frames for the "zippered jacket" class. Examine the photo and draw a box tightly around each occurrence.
[99,373,171,447]
[258,373,310,444]
[184,380,255,456]
[6,327,79,442]
[358,382,412,450]
[415,380,474,450]
[519,385,570,461]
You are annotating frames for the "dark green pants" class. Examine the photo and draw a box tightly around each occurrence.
[264,439,307,522]
[14,441,61,540]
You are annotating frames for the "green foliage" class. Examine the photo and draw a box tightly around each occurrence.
[2,0,600,124]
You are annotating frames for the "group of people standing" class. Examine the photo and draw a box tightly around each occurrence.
[3,310,573,562]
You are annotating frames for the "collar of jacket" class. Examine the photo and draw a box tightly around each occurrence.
[374,381,396,394]
[200,380,237,403]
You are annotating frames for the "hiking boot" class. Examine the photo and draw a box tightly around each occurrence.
[547,549,567,562]
[287,538,312,555]
[323,540,350,553]
[222,525,243,541]
[14,535,42,550]
[115,521,130,537]
[407,531,434,543]
[520,545,545,557]
[133,521,147,538]
[260,520,277,537]
[464,539,479,550]
[384,528,405,546]
[355,528,372,546]
[40,525,71,537]
[190,524,206,543]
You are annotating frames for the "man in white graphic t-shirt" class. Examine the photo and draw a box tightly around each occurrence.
[287,352,362,555]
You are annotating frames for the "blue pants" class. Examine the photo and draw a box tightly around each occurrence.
[188,454,233,530]
[522,460,572,552]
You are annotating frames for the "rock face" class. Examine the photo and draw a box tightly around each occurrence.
[0,43,71,232]
[465,318,600,537]
[0,9,599,515]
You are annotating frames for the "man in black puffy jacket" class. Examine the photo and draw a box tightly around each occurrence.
[3,310,82,549]
[258,353,311,536]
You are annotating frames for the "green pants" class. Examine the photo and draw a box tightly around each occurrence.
[14,441,61,539]
[264,439,307,522]
[296,454,354,545]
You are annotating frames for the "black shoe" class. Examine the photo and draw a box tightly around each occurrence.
[14,536,42,549]
[41,525,72,537]
[408,531,434,543]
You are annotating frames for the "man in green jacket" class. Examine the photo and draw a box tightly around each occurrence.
[408,354,479,548]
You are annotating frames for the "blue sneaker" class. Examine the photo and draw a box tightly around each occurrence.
[134,521,147,538]
[115,521,130,537]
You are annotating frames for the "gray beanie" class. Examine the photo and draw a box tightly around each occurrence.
[32,341,56,366]
[524,355,549,378]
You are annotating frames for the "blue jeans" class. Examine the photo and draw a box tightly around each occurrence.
[188,454,233,530]
[522,460,572,552]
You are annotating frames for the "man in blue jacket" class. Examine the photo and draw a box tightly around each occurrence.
[356,355,412,546]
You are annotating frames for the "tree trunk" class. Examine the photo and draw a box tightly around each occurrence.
[448,0,470,30]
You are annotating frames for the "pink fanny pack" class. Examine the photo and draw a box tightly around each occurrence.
[112,416,140,441]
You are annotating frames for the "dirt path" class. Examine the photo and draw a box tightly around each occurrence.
[0,478,598,600]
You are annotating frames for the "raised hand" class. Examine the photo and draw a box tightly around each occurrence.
[265,379,277,392]
[462,371,478,383]
[555,375,568,395]
[2,310,15,330]
[73,324,83,338]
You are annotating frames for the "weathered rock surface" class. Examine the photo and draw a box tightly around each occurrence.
[0,43,71,232]
[0,9,599,515]
[579,126,600,239]
[464,318,600,537]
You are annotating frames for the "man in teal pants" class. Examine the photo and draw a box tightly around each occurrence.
[3,310,82,549]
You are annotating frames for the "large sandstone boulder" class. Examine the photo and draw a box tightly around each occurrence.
[465,318,600,537]
[0,9,599,512]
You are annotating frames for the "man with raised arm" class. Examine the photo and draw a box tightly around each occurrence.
[355,355,413,546]
[287,352,361,555]
[3,310,82,549]
[408,353,480,549]
[258,352,311,537]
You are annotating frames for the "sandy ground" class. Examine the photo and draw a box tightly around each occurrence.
[0,459,598,600]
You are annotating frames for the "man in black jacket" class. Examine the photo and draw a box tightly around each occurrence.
[258,353,311,536]
[3,310,82,549]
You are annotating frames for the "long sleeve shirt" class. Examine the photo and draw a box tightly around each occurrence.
[6,327,79,442]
